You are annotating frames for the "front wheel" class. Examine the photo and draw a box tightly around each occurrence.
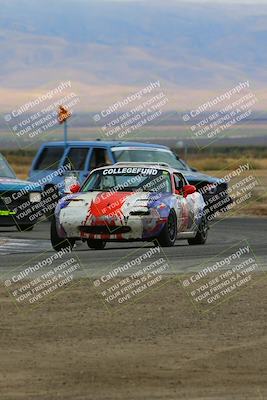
[50,216,75,252]
[188,216,209,245]
[87,239,106,250]
[157,209,177,247]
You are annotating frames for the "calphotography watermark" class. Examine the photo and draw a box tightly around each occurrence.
[92,81,169,141]
[181,240,263,313]
[198,160,264,225]
[1,161,73,231]
[2,81,80,148]
[2,246,83,311]
[182,81,258,149]
[93,243,173,311]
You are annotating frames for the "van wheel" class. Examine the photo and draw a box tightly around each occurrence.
[188,216,208,245]
[87,239,106,250]
[50,216,74,252]
[157,209,177,247]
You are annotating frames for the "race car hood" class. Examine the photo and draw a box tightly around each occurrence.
[59,190,166,217]
[0,177,42,193]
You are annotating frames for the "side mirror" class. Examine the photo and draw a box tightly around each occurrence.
[70,184,81,193]
[174,179,184,195]
[64,173,79,193]
[183,184,196,197]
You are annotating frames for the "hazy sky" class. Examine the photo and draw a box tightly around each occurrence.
[185,0,267,2]
[107,0,267,2]
[47,0,267,4]
[108,0,267,3]
[74,0,267,2]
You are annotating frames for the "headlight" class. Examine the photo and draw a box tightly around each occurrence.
[64,174,79,193]
[206,184,217,195]
[29,192,42,203]
[133,199,149,207]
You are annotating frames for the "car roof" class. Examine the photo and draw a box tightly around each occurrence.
[39,141,169,149]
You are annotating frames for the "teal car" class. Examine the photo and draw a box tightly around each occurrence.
[0,153,42,231]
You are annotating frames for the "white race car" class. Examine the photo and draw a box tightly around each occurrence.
[51,163,208,251]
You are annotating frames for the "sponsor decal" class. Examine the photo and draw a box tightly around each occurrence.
[102,168,158,176]
[90,192,133,218]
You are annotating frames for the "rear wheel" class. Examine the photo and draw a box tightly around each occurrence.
[87,239,107,250]
[157,209,177,247]
[188,216,208,245]
[50,216,75,252]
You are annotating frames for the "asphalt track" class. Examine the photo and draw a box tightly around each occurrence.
[0,217,266,279]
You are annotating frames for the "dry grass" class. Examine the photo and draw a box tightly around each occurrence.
[5,154,33,180]
[187,156,267,171]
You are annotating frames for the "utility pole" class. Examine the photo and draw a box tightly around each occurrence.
[58,105,71,147]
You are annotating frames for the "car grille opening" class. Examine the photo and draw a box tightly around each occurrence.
[130,211,150,216]
[79,225,131,234]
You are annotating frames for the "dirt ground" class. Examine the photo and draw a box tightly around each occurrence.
[0,275,267,400]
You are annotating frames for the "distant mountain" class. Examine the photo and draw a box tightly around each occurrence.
[0,0,267,111]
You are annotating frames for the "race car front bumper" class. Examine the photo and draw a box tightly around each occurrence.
[59,212,166,241]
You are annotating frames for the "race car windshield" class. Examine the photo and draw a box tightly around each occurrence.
[83,167,172,193]
[0,154,16,179]
[112,148,188,170]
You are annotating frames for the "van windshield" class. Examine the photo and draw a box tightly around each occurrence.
[35,147,65,170]
[112,147,187,170]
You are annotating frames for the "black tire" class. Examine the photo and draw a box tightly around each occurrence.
[152,238,160,247]
[157,209,177,247]
[87,239,107,250]
[16,224,34,232]
[50,216,75,252]
[188,216,209,245]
